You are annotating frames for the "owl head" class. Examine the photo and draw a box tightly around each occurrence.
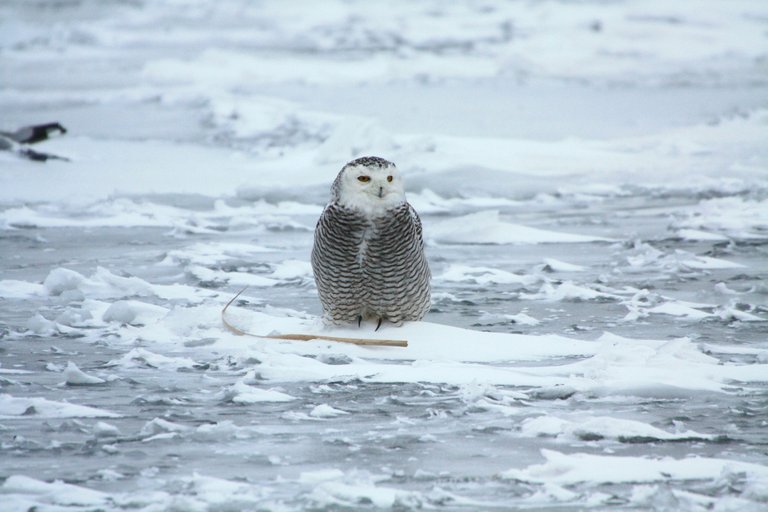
[331,156,406,216]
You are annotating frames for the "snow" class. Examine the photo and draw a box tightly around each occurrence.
[1,0,766,510]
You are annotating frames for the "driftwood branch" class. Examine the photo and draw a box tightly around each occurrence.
[221,287,408,348]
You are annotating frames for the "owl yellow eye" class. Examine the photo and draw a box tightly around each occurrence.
[357,176,370,182]
[387,175,393,182]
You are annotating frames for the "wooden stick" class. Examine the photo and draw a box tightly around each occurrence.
[221,287,408,348]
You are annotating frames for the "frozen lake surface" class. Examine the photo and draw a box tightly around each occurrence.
[1,1,767,510]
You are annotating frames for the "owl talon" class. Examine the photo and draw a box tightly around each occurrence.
[357,315,363,328]
[375,318,383,331]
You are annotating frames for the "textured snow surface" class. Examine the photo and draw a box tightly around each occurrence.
[1,0,767,510]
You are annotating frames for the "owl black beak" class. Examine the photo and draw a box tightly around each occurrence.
[378,187,384,198]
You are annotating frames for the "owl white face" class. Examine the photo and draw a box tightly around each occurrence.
[336,159,406,216]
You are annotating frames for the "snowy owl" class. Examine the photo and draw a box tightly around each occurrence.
[311,156,431,328]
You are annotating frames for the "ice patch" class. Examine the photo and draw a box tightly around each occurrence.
[218,370,297,404]
[45,267,153,298]
[96,469,125,481]
[520,414,715,442]
[672,197,768,240]
[0,367,31,375]
[0,279,46,298]
[0,137,328,205]
[309,404,349,418]
[158,473,272,509]
[437,264,538,286]
[1,183,322,229]
[299,469,346,485]
[162,242,275,267]
[0,394,119,419]
[40,266,212,304]
[220,380,296,404]
[408,189,519,214]
[307,471,423,509]
[26,313,60,336]
[675,229,730,241]
[0,471,278,511]
[676,252,745,270]
[549,333,768,395]
[715,304,764,323]
[269,259,313,280]
[646,302,714,321]
[162,242,309,289]
[92,421,121,438]
[102,300,169,325]
[220,307,597,364]
[1,475,110,508]
[520,281,621,302]
[621,288,764,324]
[207,93,323,140]
[714,282,740,296]
[314,117,398,164]
[106,348,196,370]
[541,258,587,272]
[143,47,498,89]
[62,361,106,386]
[188,265,280,287]
[623,242,745,274]
[502,449,768,485]
[429,211,612,244]
[140,418,192,438]
[505,312,541,326]
[190,420,246,442]
[214,307,766,393]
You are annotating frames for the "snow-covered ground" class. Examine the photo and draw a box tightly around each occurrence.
[1,1,767,510]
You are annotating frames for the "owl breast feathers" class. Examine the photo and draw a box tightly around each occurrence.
[311,157,431,326]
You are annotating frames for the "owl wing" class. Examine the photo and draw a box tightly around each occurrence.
[311,203,370,323]
[406,202,424,244]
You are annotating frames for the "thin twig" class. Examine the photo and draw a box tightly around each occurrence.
[221,287,408,348]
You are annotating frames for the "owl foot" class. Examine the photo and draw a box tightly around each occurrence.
[375,317,383,331]
[357,315,363,328]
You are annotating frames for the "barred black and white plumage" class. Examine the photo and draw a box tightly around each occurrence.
[311,156,431,327]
